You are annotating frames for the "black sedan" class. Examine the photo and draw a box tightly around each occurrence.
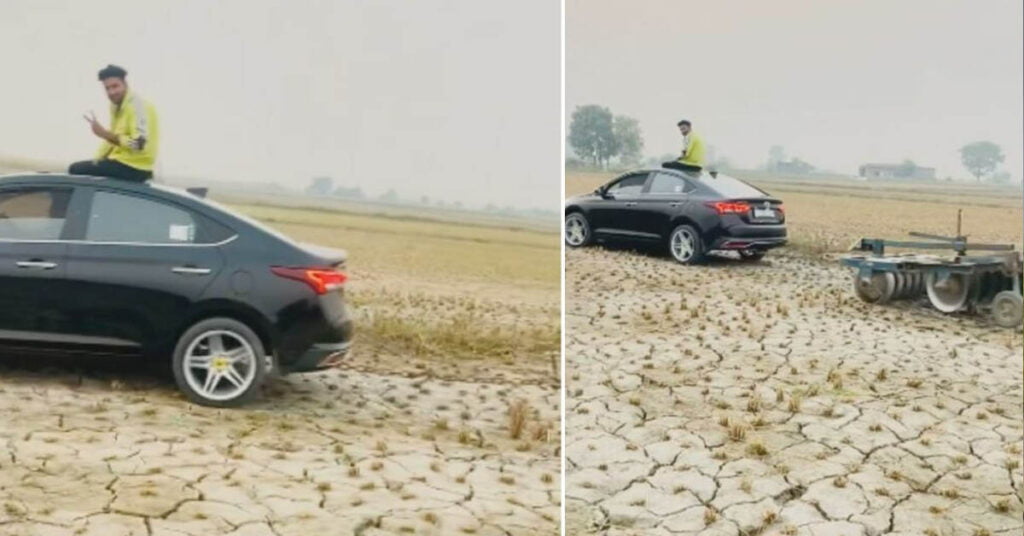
[564,168,786,263]
[0,173,353,407]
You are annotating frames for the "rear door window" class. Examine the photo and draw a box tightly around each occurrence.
[85,191,224,244]
[0,187,72,240]
[607,173,648,196]
[647,172,693,195]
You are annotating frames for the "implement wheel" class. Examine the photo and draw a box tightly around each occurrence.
[991,291,1023,328]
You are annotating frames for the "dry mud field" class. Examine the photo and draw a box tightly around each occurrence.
[565,172,1023,536]
[0,201,561,536]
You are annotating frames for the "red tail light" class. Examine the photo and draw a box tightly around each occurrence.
[777,204,785,215]
[705,201,750,215]
[271,266,348,295]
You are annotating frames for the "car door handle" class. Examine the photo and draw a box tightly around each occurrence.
[16,261,58,270]
[171,266,212,275]
[624,202,638,207]
[669,202,682,207]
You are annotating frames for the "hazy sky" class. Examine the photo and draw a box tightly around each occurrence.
[568,0,1023,181]
[0,0,559,210]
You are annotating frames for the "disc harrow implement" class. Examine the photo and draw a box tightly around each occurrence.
[840,213,1022,327]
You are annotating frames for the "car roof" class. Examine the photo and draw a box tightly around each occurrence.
[0,172,307,246]
[0,172,200,202]
[609,168,701,182]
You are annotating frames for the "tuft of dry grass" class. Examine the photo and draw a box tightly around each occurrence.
[508,399,531,440]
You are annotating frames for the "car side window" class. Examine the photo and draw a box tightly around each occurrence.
[607,173,648,196]
[0,187,72,240]
[86,191,202,244]
[647,172,692,195]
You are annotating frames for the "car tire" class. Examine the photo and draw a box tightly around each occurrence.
[738,250,766,262]
[172,317,267,408]
[668,224,705,264]
[565,212,593,248]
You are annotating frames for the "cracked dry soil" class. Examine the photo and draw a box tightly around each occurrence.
[0,354,559,536]
[565,247,1023,536]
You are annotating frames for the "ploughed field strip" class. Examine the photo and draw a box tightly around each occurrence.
[565,247,1023,536]
[0,364,560,535]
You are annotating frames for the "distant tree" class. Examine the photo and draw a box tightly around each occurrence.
[453,201,463,209]
[420,195,430,205]
[767,146,786,169]
[960,141,1004,182]
[612,115,644,166]
[568,105,616,168]
[790,158,814,174]
[306,176,333,196]
[378,189,399,203]
[897,159,917,177]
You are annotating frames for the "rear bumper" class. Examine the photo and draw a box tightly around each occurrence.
[710,237,788,250]
[710,223,788,251]
[288,339,353,372]
[277,293,354,373]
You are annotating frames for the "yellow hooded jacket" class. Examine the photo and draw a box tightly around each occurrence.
[95,90,159,171]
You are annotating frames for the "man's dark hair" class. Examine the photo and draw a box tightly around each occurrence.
[677,119,692,127]
[97,64,127,81]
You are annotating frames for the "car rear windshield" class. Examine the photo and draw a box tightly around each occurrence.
[702,174,766,199]
[196,196,297,244]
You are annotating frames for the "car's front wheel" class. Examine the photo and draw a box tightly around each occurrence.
[668,224,705,264]
[565,212,592,248]
[172,318,267,407]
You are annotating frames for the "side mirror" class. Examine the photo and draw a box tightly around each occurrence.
[595,187,608,198]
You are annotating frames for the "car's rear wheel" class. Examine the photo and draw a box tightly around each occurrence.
[172,318,266,407]
[565,212,592,247]
[738,250,766,262]
[668,224,705,264]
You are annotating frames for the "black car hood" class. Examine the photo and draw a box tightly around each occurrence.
[566,192,600,205]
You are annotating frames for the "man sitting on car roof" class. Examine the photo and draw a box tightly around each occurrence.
[663,118,705,172]
[69,64,159,182]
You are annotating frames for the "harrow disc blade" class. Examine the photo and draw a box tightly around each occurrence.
[893,272,908,299]
[925,271,971,313]
[908,272,923,297]
[854,272,895,304]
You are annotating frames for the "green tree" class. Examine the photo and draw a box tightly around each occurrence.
[568,105,616,168]
[897,159,917,178]
[613,115,644,166]
[960,141,1004,182]
[305,176,333,196]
